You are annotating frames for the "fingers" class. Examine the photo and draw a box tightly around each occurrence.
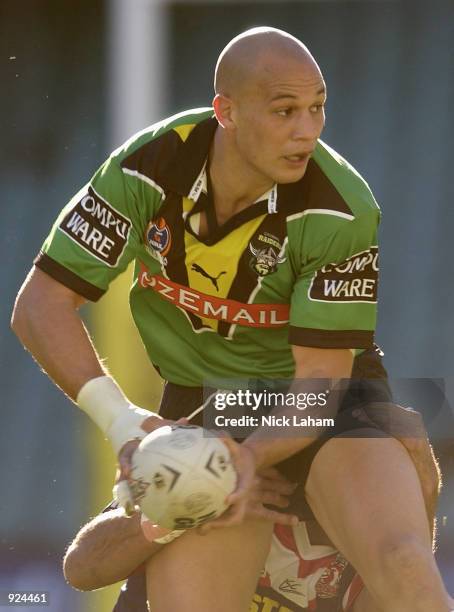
[256,476,297,497]
[252,490,291,508]
[251,506,299,526]
[118,439,141,479]
[113,480,136,516]
[116,439,142,515]
[257,466,287,480]
[197,502,247,534]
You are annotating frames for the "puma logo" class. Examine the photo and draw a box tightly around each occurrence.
[191,263,226,291]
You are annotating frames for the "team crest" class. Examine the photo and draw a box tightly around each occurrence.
[315,553,348,599]
[145,217,172,258]
[249,232,286,277]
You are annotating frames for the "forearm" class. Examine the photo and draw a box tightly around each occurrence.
[63,509,159,591]
[244,347,353,469]
[243,377,341,468]
[11,268,103,400]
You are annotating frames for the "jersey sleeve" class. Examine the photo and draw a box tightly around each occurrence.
[289,213,379,349]
[34,155,161,300]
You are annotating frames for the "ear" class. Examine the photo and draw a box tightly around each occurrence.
[212,94,236,130]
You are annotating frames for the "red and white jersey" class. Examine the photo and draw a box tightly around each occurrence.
[256,523,363,611]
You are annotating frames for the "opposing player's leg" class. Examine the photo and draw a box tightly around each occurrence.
[145,519,273,612]
[305,430,451,611]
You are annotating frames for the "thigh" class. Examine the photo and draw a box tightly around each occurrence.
[304,430,432,583]
[351,587,382,612]
[146,519,273,612]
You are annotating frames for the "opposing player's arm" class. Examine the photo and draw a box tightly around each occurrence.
[63,508,159,591]
[64,467,297,591]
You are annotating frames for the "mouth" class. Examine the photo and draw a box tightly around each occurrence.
[283,151,313,165]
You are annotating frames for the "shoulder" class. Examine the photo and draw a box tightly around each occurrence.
[286,140,380,240]
[311,140,380,219]
[102,108,215,195]
[111,108,214,164]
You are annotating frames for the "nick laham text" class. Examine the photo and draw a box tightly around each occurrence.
[214,415,335,428]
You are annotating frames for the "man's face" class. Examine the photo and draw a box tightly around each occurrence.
[230,55,326,185]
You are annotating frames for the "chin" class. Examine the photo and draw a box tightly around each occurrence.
[276,166,308,184]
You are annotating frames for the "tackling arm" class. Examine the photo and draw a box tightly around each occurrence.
[63,509,159,591]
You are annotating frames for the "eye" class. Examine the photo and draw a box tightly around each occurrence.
[310,103,325,114]
[275,107,293,117]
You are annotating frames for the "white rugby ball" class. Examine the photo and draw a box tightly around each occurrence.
[130,425,237,529]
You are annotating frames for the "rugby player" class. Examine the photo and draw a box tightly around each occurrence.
[64,502,365,611]
[11,26,452,611]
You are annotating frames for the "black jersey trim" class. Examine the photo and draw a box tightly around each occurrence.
[166,117,217,195]
[120,116,218,198]
[120,116,355,228]
[289,326,374,349]
[278,159,355,218]
[34,252,105,301]
[184,194,269,245]
[120,129,182,193]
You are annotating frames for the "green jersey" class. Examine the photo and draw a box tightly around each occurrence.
[35,108,380,386]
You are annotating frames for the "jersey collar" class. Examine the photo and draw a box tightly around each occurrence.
[166,116,279,214]
[188,161,278,215]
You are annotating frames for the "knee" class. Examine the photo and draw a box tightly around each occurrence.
[63,544,95,592]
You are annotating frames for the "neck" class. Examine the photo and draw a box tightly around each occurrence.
[209,127,274,217]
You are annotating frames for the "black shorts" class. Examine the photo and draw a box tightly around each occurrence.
[158,345,396,520]
[111,345,409,611]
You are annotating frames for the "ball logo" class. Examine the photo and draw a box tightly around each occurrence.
[183,492,212,513]
[128,476,150,502]
[145,217,171,257]
[152,472,166,489]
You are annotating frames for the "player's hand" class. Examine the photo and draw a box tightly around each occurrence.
[198,436,298,533]
[115,416,188,516]
[363,403,441,527]
[242,467,299,525]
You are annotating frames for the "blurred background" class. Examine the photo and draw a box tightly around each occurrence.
[1,0,453,610]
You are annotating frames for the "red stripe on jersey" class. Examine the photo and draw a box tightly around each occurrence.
[138,263,290,328]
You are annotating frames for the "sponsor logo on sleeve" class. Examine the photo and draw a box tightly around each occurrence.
[309,246,378,303]
[59,186,131,266]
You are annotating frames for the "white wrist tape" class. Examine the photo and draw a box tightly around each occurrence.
[77,376,158,454]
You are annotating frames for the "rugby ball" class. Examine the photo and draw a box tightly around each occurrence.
[130,425,237,529]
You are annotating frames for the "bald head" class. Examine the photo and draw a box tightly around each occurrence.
[214,27,321,98]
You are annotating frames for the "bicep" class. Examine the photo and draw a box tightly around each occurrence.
[14,265,87,313]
